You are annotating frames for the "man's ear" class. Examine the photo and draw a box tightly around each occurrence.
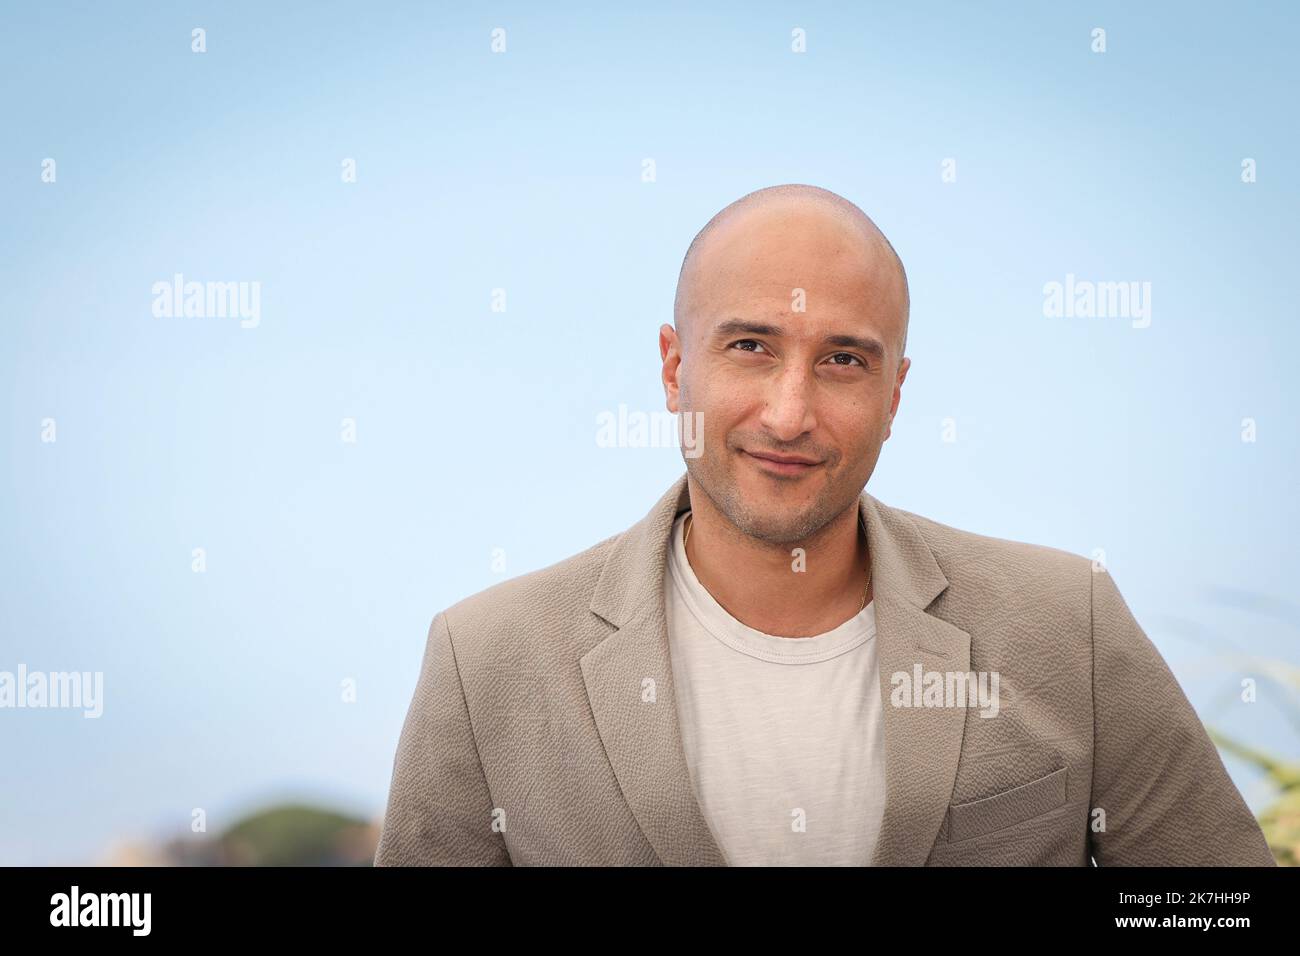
[660,324,681,412]
[885,356,909,440]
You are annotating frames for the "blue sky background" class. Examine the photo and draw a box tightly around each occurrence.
[2,1,1298,864]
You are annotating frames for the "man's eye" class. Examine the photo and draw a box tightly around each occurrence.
[828,352,865,368]
[730,339,766,353]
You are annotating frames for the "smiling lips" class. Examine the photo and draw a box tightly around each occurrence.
[743,449,823,476]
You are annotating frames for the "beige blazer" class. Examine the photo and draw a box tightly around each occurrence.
[375,473,1276,866]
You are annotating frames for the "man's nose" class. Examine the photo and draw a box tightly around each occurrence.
[758,365,818,442]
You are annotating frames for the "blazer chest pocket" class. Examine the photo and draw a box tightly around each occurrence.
[946,766,1068,843]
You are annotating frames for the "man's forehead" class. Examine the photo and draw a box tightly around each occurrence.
[689,251,906,324]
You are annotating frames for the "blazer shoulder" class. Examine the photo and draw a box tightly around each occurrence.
[888,503,1092,590]
[437,529,623,645]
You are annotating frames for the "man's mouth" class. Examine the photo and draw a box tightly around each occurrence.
[742,449,823,476]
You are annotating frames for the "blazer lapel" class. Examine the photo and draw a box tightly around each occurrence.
[582,474,726,865]
[582,472,970,867]
[859,491,971,865]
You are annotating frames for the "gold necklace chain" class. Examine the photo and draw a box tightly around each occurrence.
[683,511,872,611]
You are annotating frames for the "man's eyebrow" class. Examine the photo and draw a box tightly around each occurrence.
[712,319,887,360]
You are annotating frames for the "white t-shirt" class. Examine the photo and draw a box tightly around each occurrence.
[664,510,886,866]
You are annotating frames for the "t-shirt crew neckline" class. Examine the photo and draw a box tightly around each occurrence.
[668,511,876,665]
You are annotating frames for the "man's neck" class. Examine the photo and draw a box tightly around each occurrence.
[682,479,872,638]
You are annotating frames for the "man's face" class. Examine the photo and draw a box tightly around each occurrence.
[662,203,910,546]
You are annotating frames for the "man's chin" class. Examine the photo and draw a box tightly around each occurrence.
[688,466,830,541]
[727,496,826,544]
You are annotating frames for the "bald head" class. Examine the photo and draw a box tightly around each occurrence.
[673,184,909,362]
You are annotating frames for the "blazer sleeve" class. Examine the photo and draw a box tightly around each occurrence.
[1088,566,1275,865]
[374,611,512,866]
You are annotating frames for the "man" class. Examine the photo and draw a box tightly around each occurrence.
[375,184,1275,866]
